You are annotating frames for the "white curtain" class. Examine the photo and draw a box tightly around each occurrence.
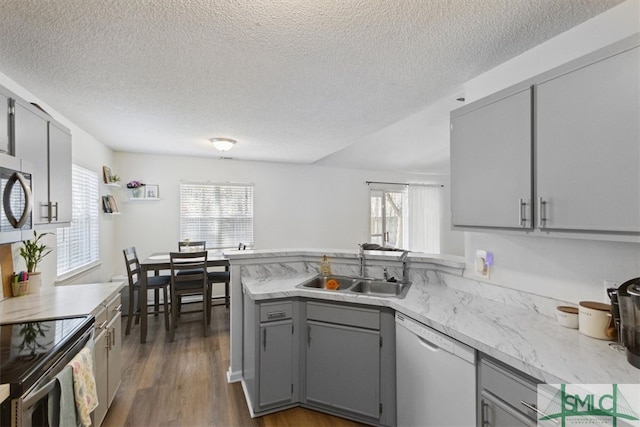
[408,185,441,254]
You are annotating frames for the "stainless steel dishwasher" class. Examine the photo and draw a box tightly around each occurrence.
[396,313,477,427]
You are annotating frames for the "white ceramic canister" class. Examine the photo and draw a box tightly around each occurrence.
[578,301,612,340]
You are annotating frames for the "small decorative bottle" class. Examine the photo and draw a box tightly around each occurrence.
[320,255,332,276]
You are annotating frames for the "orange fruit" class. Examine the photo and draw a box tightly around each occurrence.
[326,279,339,290]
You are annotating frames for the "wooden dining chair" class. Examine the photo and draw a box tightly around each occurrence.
[169,251,210,340]
[178,240,231,308]
[123,247,170,335]
[178,240,206,252]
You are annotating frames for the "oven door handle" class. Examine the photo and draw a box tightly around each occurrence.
[21,376,58,410]
[2,171,33,228]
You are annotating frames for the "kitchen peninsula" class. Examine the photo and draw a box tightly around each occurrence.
[226,249,637,422]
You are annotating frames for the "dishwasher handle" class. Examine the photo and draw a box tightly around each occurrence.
[417,335,441,352]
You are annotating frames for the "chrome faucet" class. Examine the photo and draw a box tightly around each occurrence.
[358,244,366,278]
[400,250,410,284]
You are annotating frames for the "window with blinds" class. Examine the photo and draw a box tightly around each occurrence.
[180,182,254,249]
[57,164,100,277]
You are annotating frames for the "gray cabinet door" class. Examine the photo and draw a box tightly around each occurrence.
[48,122,72,224]
[450,87,533,229]
[536,46,640,233]
[259,320,293,408]
[0,91,10,154]
[306,320,380,420]
[480,391,535,427]
[13,101,49,225]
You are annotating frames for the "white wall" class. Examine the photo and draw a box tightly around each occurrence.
[460,0,640,303]
[112,152,462,276]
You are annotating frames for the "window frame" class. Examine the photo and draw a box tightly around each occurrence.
[56,164,100,279]
[179,181,254,250]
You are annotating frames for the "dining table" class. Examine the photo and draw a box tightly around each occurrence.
[138,251,229,343]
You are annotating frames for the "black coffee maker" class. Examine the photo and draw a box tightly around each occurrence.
[614,277,640,368]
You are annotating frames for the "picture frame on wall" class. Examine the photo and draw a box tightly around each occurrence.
[102,166,112,183]
[145,184,159,199]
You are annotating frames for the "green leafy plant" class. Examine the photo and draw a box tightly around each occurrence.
[19,230,52,273]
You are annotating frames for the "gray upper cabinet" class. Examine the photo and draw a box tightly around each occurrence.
[14,98,72,226]
[47,122,72,224]
[451,87,533,229]
[450,35,639,239]
[536,45,640,233]
[0,89,11,154]
[13,99,49,225]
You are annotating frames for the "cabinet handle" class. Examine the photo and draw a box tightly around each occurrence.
[307,325,311,347]
[113,303,122,313]
[518,198,527,227]
[267,311,286,320]
[538,197,547,228]
[51,202,58,221]
[98,320,108,330]
[520,401,558,424]
[106,330,112,350]
[481,400,490,427]
[111,327,116,347]
[263,328,267,351]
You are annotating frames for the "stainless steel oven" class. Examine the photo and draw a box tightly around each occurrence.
[0,315,94,427]
[0,152,32,245]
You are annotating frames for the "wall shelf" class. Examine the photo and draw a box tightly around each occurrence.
[104,182,121,188]
[129,197,160,201]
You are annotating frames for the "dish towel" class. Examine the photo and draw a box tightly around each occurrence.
[69,347,99,426]
[48,365,79,427]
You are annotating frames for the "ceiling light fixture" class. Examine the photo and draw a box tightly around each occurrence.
[210,137,237,151]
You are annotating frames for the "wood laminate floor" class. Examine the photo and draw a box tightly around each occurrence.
[102,304,366,427]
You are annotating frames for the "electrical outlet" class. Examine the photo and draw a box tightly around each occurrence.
[474,250,492,279]
[604,279,620,303]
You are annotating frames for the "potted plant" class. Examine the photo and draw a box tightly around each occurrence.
[19,230,52,293]
[126,180,145,198]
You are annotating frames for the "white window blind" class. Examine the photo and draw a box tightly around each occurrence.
[180,182,254,249]
[57,164,100,277]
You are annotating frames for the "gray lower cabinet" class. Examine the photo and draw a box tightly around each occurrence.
[303,300,396,426]
[478,356,540,427]
[243,295,299,414]
[92,294,123,426]
[243,296,396,425]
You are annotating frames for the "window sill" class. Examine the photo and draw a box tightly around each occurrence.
[55,260,103,284]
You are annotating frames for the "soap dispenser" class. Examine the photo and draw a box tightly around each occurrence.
[320,255,332,276]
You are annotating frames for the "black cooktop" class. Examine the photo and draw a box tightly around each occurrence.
[0,315,93,396]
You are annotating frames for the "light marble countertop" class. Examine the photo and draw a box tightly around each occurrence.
[242,273,640,385]
[0,282,125,324]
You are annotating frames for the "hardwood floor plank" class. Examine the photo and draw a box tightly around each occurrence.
[103,304,366,427]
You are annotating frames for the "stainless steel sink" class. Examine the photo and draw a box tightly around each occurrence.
[297,275,358,291]
[297,275,411,298]
[349,279,411,298]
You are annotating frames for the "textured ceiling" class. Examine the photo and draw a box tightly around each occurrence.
[0,0,623,172]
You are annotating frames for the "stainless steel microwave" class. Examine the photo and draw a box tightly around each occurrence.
[0,153,33,244]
